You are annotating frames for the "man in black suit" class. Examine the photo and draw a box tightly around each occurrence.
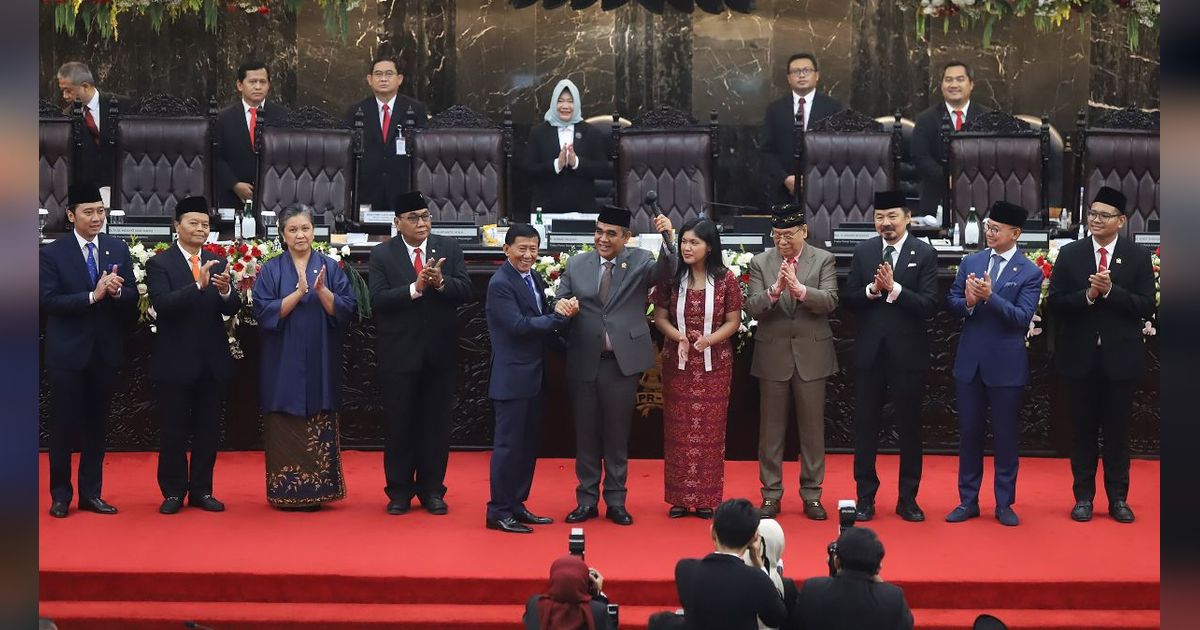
[349,55,429,212]
[369,190,472,516]
[843,190,940,523]
[39,183,138,518]
[760,52,844,203]
[145,196,243,514]
[214,60,290,209]
[911,60,990,215]
[674,498,788,630]
[792,527,914,630]
[56,62,129,189]
[1046,186,1156,524]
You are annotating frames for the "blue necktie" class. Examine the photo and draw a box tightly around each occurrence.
[86,242,99,284]
[524,274,541,313]
[987,253,1004,284]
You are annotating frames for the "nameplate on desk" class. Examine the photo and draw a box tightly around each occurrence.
[108,224,172,238]
[217,208,236,222]
[1017,230,1050,247]
[720,233,767,251]
[267,225,330,240]
[549,233,595,248]
[1133,232,1160,249]
[432,224,480,243]
[361,210,394,225]
[831,228,876,248]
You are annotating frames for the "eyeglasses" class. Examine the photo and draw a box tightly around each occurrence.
[984,223,1014,235]
[401,212,432,224]
[787,68,816,77]
[1086,211,1122,221]
[771,230,801,242]
[371,70,398,79]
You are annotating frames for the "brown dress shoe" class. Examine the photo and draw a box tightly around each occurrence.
[759,498,780,519]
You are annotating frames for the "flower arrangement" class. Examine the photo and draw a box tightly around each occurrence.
[46,0,359,41]
[533,244,592,299]
[1024,242,1158,338]
[721,249,758,353]
[910,0,1159,50]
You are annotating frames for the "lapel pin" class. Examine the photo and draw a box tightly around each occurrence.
[620,262,627,269]
[575,132,583,140]
[909,250,914,255]
[1115,258,1122,265]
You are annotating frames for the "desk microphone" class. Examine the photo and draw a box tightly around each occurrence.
[644,190,676,255]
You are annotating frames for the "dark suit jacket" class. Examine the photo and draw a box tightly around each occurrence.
[911,102,991,214]
[842,234,940,371]
[214,101,291,209]
[368,233,471,373]
[1045,236,1156,380]
[947,248,1042,387]
[349,95,428,209]
[39,232,138,370]
[761,92,844,201]
[144,245,243,384]
[70,92,132,188]
[521,121,612,214]
[792,571,914,630]
[485,261,567,400]
[675,553,788,630]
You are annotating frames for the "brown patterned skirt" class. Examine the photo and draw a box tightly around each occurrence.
[264,411,347,507]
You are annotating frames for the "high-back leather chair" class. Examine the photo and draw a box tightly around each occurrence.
[404,105,512,225]
[1074,106,1160,235]
[584,114,630,210]
[612,106,718,235]
[875,114,918,201]
[39,100,77,232]
[946,110,1050,226]
[114,94,215,217]
[256,106,362,229]
[802,110,901,243]
[1016,114,1065,209]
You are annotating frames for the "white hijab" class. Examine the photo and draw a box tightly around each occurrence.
[543,79,583,128]
[744,518,786,630]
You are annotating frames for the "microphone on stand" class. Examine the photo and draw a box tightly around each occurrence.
[644,190,676,255]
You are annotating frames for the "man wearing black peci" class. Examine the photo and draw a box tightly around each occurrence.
[214,60,290,209]
[760,52,844,203]
[349,55,429,213]
[911,60,991,215]
[842,190,940,523]
[1046,186,1156,524]
[369,190,471,516]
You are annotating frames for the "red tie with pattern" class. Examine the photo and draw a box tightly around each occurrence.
[1098,247,1108,272]
[248,107,257,147]
[413,247,424,275]
[954,109,964,131]
[797,97,806,130]
[84,109,100,144]
[381,103,391,143]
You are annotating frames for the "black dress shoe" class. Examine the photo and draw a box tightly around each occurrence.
[160,497,183,515]
[896,500,926,522]
[513,507,553,525]
[486,517,533,534]
[421,496,448,515]
[1109,500,1135,523]
[694,508,714,520]
[758,499,780,519]
[188,494,225,512]
[386,499,411,515]
[606,506,633,526]
[1071,500,1093,522]
[48,501,69,518]
[565,505,599,523]
[79,497,117,515]
[803,500,828,521]
[854,502,875,522]
[668,506,689,519]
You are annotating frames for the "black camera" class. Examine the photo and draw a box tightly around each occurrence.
[827,499,856,577]
[568,527,585,559]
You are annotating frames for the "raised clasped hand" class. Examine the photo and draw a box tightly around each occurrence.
[964,273,979,307]
[212,269,232,294]
[197,259,219,290]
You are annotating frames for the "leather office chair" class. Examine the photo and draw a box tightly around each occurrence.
[875,114,918,201]
[1073,106,1160,235]
[114,94,215,217]
[802,110,901,243]
[946,110,1050,226]
[39,100,77,233]
[405,105,512,225]
[256,106,362,230]
[584,114,630,210]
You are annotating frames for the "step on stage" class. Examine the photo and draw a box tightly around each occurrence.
[40,452,1159,629]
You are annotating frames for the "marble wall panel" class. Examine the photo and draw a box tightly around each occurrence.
[295,2,384,114]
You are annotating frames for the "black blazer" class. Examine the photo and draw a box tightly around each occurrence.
[1045,236,1156,380]
[368,233,471,373]
[761,92,844,201]
[144,246,243,384]
[842,234,940,371]
[214,101,291,209]
[522,593,613,630]
[791,571,914,630]
[349,94,428,209]
[70,92,132,188]
[675,553,788,630]
[39,232,138,370]
[521,121,612,214]
[910,102,991,214]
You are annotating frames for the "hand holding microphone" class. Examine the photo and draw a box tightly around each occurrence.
[644,190,676,255]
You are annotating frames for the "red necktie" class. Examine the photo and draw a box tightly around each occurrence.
[381,103,391,143]
[248,107,258,147]
[953,109,964,131]
[1098,247,1108,272]
[84,108,100,143]
[413,247,424,275]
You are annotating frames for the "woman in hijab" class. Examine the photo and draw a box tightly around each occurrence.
[744,518,788,630]
[521,78,613,214]
[522,555,614,630]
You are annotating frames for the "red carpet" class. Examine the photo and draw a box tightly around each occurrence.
[40,451,1159,629]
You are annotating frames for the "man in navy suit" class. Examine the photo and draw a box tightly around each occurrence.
[39,183,138,518]
[484,224,577,533]
[945,201,1042,526]
[145,196,243,514]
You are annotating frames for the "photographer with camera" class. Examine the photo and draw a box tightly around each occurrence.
[675,498,788,629]
[793,526,913,630]
[523,554,613,630]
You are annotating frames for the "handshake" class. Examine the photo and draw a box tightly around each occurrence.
[554,297,580,318]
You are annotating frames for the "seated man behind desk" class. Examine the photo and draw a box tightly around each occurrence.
[214,60,290,209]
[675,498,788,630]
[793,527,913,630]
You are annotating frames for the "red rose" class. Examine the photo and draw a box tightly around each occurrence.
[1041,266,1052,279]
[1155,246,1160,256]
[232,262,245,273]
[338,260,345,269]
[740,273,750,283]
[549,270,559,280]
[243,254,253,262]
[237,243,249,255]
[257,6,270,14]
[251,246,262,258]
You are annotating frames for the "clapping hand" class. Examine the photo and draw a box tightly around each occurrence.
[874,262,894,294]
[312,266,327,294]
[196,259,219,290]
[557,143,570,169]
[1087,270,1111,300]
[975,274,992,302]
[782,262,804,298]
[964,273,979,307]
[565,144,578,168]
[92,270,113,302]
[295,266,309,295]
[212,267,232,294]
[421,258,446,290]
[104,264,124,296]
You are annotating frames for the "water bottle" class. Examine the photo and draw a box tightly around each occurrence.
[963,206,980,249]
[533,206,547,244]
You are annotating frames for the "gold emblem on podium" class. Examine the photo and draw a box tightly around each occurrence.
[635,349,664,418]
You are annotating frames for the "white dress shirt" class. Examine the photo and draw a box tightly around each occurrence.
[86,90,101,132]
[867,232,909,303]
[792,90,816,130]
[404,237,440,299]
[242,99,262,133]
[553,124,577,174]
[76,230,119,303]
[377,95,397,128]
[946,101,971,129]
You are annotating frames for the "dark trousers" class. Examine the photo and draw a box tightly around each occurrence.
[955,374,1024,508]
[155,375,223,499]
[486,396,543,521]
[46,361,116,503]
[382,367,455,502]
[1069,348,1135,503]
[852,360,926,504]
[569,356,641,508]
